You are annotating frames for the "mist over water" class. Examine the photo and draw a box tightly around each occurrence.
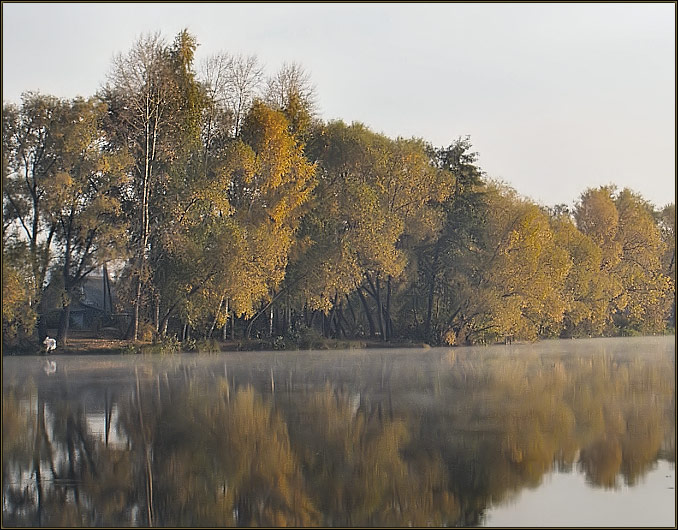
[3,336,675,526]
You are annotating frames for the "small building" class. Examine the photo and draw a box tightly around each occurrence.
[45,265,118,331]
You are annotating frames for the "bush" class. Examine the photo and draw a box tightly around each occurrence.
[181,337,197,352]
[121,343,140,355]
[272,335,286,350]
[138,321,155,342]
[295,325,326,350]
[443,329,457,346]
[195,338,220,353]
[159,335,181,354]
[2,263,37,346]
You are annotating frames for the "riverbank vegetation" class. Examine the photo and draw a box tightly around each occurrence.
[3,30,675,353]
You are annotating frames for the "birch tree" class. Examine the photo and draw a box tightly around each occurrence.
[101,30,204,340]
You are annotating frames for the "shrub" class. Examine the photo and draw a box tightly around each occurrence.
[195,338,220,353]
[159,335,181,354]
[121,343,140,355]
[295,325,326,350]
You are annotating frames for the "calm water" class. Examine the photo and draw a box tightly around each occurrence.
[3,336,675,527]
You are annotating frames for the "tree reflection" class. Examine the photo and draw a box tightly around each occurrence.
[285,384,459,526]
[2,345,675,526]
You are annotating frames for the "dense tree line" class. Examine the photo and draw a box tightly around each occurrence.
[3,30,675,349]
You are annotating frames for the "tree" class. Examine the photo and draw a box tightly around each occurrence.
[101,30,205,340]
[613,189,671,332]
[574,186,622,272]
[234,101,317,335]
[574,186,673,334]
[2,259,37,346]
[658,203,675,328]
[47,98,130,344]
[265,62,317,140]
[433,183,570,344]
[151,100,316,339]
[551,213,608,336]
[3,93,62,339]
[294,121,449,340]
[201,52,264,138]
[414,138,485,343]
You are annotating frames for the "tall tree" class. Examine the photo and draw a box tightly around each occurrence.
[152,100,316,338]
[3,93,62,339]
[551,213,608,336]
[201,52,264,138]
[431,183,570,344]
[574,186,672,333]
[295,121,448,340]
[48,98,130,344]
[658,203,675,328]
[416,138,485,343]
[234,100,317,334]
[100,30,205,340]
[613,189,671,332]
[265,62,317,140]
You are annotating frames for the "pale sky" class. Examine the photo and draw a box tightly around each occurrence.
[2,2,675,208]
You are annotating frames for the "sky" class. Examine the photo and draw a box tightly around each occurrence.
[484,460,675,527]
[2,2,675,208]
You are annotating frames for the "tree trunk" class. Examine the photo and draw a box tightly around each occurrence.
[424,243,442,342]
[375,276,386,341]
[334,305,347,338]
[345,294,357,325]
[37,294,48,342]
[102,269,108,317]
[57,301,72,346]
[153,294,160,334]
[103,264,114,314]
[209,296,225,339]
[385,276,393,341]
[286,297,292,334]
[337,305,353,338]
[425,270,437,342]
[357,287,376,337]
[222,298,229,341]
[330,308,337,338]
[129,274,142,341]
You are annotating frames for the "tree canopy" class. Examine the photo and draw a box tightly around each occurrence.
[2,30,674,349]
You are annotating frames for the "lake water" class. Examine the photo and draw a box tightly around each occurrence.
[3,336,675,527]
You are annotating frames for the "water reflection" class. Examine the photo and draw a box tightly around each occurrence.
[3,337,675,526]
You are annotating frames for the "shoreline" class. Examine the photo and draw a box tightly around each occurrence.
[3,336,432,356]
[4,333,674,357]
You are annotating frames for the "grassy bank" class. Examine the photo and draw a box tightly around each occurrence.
[3,333,432,356]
